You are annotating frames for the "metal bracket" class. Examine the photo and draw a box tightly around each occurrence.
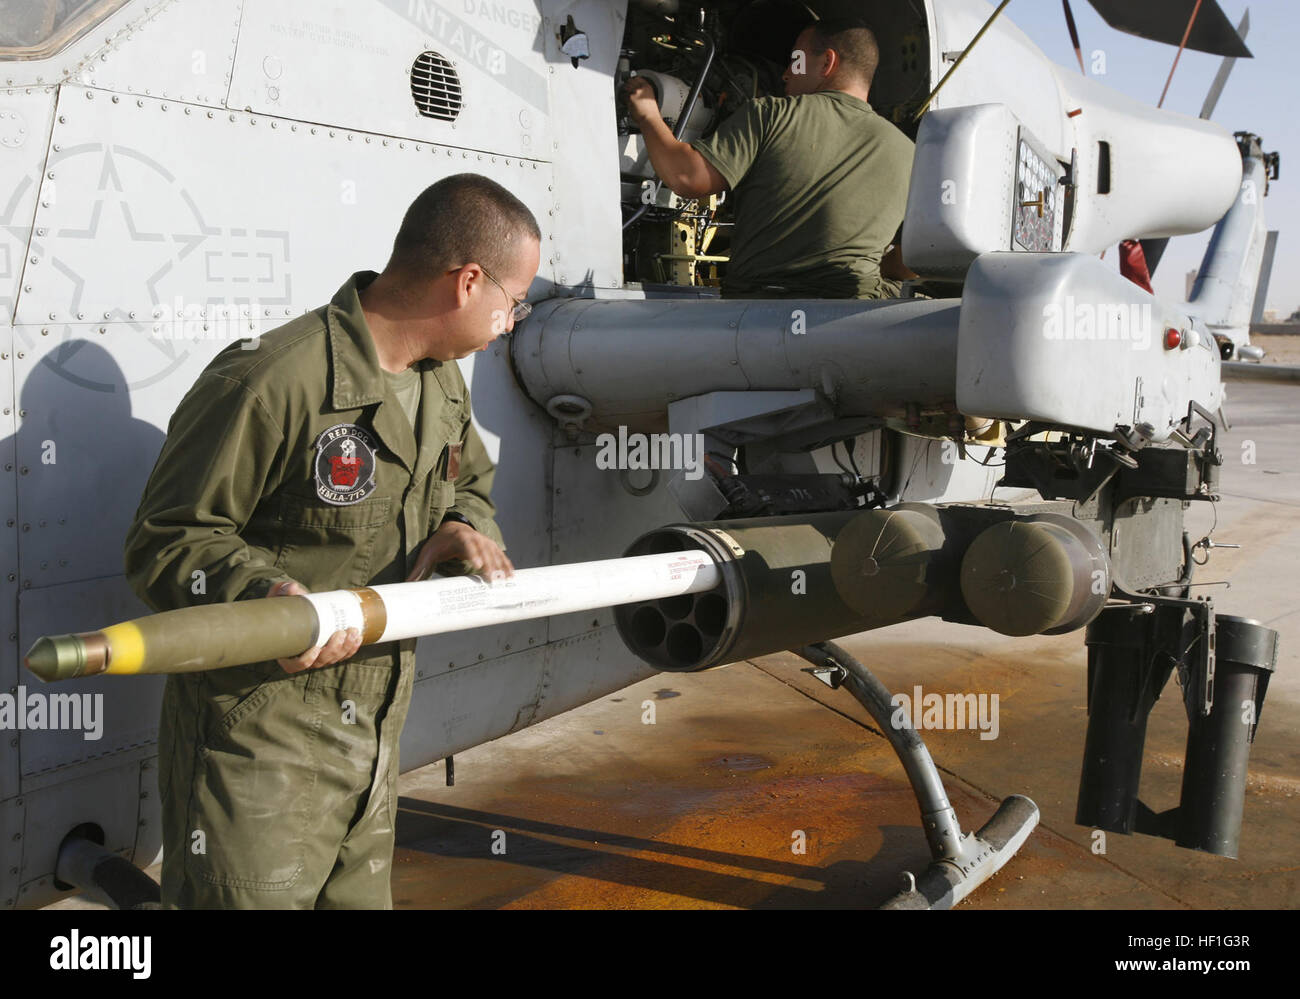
[797,642,1038,909]
[801,664,846,690]
[1108,577,1216,716]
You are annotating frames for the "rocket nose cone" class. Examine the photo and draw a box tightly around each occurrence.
[24,634,86,682]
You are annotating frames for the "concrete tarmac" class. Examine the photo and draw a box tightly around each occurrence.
[390,381,1300,909]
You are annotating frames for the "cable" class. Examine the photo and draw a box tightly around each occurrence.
[623,25,716,232]
[1158,0,1205,108]
[1061,0,1086,75]
[1192,499,1220,565]
[899,437,929,496]
[913,0,1014,120]
[833,440,852,475]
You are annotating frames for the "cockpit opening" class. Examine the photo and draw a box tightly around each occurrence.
[616,0,933,291]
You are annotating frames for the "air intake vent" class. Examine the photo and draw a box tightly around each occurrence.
[410,51,462,122]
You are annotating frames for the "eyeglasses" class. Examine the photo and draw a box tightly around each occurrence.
[477,264,532,323]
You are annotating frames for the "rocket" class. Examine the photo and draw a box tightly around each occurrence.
[24,551,720,682]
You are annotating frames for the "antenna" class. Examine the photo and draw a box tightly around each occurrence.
[1158,0,1205,109]
[1062,0,1086,75]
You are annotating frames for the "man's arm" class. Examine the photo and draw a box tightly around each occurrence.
[444,420,503,549]
[406,417,513,582]
[124,373,292,611]
[625,77,727,200]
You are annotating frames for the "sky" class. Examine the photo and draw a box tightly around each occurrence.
[999,0,1297,318]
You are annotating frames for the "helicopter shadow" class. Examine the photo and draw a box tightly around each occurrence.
[396,796,930,908]
[2,338,168,804]
[12,338,168,585]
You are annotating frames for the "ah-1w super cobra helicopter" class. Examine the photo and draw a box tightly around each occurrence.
[0,0,1285,909]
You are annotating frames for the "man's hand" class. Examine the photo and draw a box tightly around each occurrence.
[623,76,662,129]
[881,243,918,281]
[622,76,726,200]
[407,520,515,583]
[267,579,363,674]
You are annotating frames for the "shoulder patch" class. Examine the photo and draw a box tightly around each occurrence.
[313,423,378,504]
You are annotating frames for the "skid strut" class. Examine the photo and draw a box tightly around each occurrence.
[797,641,1039,909]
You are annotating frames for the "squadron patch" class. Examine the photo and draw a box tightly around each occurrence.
[313,423,378,505]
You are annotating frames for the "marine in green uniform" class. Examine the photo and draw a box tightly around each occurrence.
[625,18,914,298]
[124,174,540,908]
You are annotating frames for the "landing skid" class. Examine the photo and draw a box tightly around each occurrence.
[797,642,1039,909]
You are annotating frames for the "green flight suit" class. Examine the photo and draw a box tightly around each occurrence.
[124,271,503,909]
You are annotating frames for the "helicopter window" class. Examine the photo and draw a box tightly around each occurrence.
[1097,141,1112,195]
[410,51,463,123]
[0,0,130,61]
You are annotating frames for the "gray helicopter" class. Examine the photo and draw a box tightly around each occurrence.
[0,0,1287,909]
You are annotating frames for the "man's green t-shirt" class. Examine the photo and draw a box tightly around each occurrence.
[384,363,422,430]
[691,90,914,299]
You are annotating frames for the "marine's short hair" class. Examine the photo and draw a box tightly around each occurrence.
[388,173,541,280]
[806,18,881,88]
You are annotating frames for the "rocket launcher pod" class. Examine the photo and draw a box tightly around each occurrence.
[615,506,1116,673]
[24,551,720,682]
[616,510,955,673]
